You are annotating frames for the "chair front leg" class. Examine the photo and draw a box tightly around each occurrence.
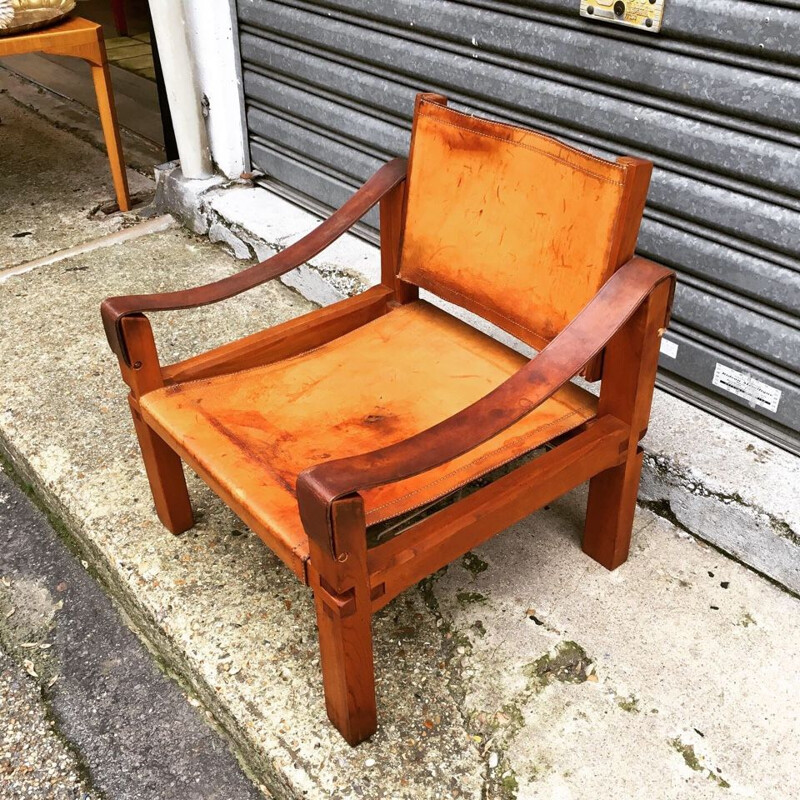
[583,280,672,570]
[128,397,194,534]
[307,496,376,746]
[120,315,194,534]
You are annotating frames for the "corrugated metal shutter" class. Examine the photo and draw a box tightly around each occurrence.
[235,0,800,454]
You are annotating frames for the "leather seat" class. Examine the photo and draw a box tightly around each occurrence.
[141,300,596,567]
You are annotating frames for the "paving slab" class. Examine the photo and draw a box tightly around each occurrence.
[0,223,799,799]
[0,89,153,270]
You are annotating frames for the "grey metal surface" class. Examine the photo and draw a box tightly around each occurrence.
[235,0,800,452]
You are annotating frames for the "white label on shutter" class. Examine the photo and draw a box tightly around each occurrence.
[660,338,678,359]
[712,364,781,413]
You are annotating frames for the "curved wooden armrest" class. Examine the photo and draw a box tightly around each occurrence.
[297,256,675,556]
[101,158,408,365]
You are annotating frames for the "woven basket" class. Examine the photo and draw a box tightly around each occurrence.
[0,0,77,37]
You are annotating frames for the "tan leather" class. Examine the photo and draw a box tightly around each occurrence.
[141,301,596,568]
[399,99,630,350]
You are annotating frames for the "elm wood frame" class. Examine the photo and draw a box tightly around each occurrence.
[102,157,674,747]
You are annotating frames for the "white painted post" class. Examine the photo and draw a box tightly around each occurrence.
[183,1,249,179]
[147,0,213,179]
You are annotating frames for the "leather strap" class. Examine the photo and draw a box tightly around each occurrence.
[100,158,408,366]
[297,256,675,556]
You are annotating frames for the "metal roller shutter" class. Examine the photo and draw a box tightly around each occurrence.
[235,0,800,454]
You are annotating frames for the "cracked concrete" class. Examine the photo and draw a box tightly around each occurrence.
[429,492,800,798]
[639,430,800,593]
[0,88,154,270]
[153,164,381,307]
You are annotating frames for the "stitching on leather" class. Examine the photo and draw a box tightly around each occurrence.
[606,159,631,270]
[418,106,624,185]
[365,405,594,523]
[410,271,552,342]
[420,99,624,173]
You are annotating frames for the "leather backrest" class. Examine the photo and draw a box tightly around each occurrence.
[399,95,651,351]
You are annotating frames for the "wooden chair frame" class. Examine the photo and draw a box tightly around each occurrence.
[101,97,675,746]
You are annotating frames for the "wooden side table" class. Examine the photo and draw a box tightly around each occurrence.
[1,16,131,211]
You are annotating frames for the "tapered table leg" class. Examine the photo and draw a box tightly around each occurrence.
[88,33,131,212]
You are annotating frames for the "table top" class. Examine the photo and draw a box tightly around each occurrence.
[0,16,99,57]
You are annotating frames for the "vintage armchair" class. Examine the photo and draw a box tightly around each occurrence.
[101,94,675,745]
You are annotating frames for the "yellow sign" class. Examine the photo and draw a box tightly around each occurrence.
[580,0,665,33]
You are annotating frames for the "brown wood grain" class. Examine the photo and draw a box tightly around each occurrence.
[121,316,193,534]
[368,416,629,610]
[308,497,376,745]
[583,279,673,569]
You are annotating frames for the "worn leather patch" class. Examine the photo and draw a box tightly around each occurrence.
[399,100,628,349]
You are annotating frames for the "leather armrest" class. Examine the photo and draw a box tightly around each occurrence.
[100,158,408,366]
[297,256,675,556]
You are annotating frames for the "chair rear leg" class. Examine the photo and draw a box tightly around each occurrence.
[583,445,644,570]
[129,398,194,534]
[313,578,377,745]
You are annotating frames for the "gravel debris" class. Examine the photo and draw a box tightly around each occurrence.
[0,647,99,799]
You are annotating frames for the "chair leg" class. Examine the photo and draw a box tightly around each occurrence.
[582,280,671,571]
[583,446,644,570]
[129,400,194,534]
[111,0,128,37]
[313,579,377,746]
[305,495,376,744]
